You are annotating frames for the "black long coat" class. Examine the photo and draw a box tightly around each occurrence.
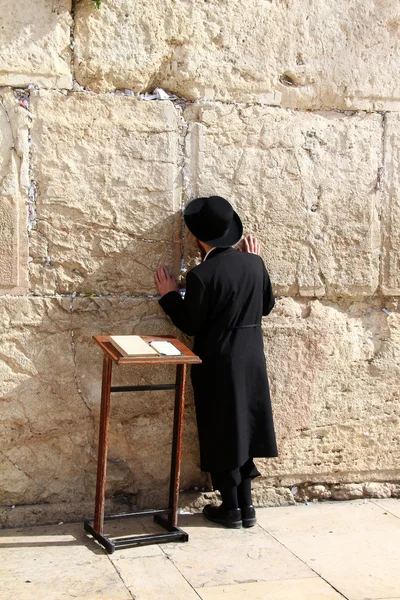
[159,247,278,473]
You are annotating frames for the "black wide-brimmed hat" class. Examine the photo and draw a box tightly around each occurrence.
[184,196,243,247]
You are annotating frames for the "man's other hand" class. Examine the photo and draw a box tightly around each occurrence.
[154,266,179,297]
[238,235,261,255]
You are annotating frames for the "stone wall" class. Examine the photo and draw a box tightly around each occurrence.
[1,0,399,527]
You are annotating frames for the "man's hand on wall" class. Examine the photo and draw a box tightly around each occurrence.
[238,235,261,255]
[154,266,179,297]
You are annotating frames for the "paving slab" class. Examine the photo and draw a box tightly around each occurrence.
[110,554,200,600]
[91,517,198,598]
[161,513,314,588]
[257,500,400,600]
[1,501,400,600]
[196,577,345,600]
[0,523,130,600]
[372,498,400,519]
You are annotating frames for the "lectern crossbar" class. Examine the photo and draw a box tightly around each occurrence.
[98,508,170,520]
[110,384,177,393]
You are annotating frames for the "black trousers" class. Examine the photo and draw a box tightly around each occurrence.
[210,458,260,491]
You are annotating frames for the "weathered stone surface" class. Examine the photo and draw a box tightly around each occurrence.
[0,295,203,511]
[74,0,400,110]
[5,295,395,512]
[180,480,400,512]
[252,484,296,508]
[0,89,29,295]
[257,297,400,484]
[331,484,364,500]
[30,91,181,295]
[0,498,131,529]
[180,491,219,513]
[0,297,93,505]
[301,484,332,500]
[382,113,400,296]
[181,486,296,511]
[184,104,382,298]
[362,482,393,499]
[389,484,400,499]
[71,296,205,507]
[290,482,400,502]
[0,0,72,89]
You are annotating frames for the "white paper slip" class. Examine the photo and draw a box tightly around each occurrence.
[149,341,182,356]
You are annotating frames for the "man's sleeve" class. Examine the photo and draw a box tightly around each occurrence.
[262,260,275,316]
[158,270,209,336]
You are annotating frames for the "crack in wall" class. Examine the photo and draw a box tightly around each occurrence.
[69,0,77,85]
[25,87,37,294]
[0,93,26,291]
[176,102,191,277]
[379,112,393,298]
[0,449,41,497]
[376,111,387,299]
[68,294,96,429]
[70,329,94,419]
[3,292,400,304]
[23,292,168,300]
[0,97,16,165]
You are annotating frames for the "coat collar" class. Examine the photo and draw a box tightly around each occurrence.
[204,246,233,261]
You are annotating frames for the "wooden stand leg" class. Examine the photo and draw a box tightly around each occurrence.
[168,364,187,527]
[93,353,113,534]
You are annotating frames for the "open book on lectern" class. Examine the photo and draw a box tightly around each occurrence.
[109,335,182,357]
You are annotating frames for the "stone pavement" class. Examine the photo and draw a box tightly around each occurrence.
[1,499,400,600]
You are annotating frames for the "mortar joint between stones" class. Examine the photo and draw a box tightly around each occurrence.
[376,111,388,299]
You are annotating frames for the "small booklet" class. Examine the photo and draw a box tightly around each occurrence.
[149,341,182,356]
[110,335,159,358]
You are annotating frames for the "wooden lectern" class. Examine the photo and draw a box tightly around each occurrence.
[84,335,201,553]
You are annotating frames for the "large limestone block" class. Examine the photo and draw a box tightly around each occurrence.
[184,105,382,298]
[0,297,94,505]
[74,0,400,110]
[0,0,72,89]
[30,91,181,295]
[382,113,400,296]
[0,89,29,295]
[72,297,204,504]
[259,297,400,484]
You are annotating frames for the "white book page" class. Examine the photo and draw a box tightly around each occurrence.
[110,335,158,356]
[149,341,182,356]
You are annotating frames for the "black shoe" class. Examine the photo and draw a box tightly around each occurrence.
[203,504,242,529]
[241,505,256,527]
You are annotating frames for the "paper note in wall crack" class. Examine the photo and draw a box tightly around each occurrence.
[149,341,182,356]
